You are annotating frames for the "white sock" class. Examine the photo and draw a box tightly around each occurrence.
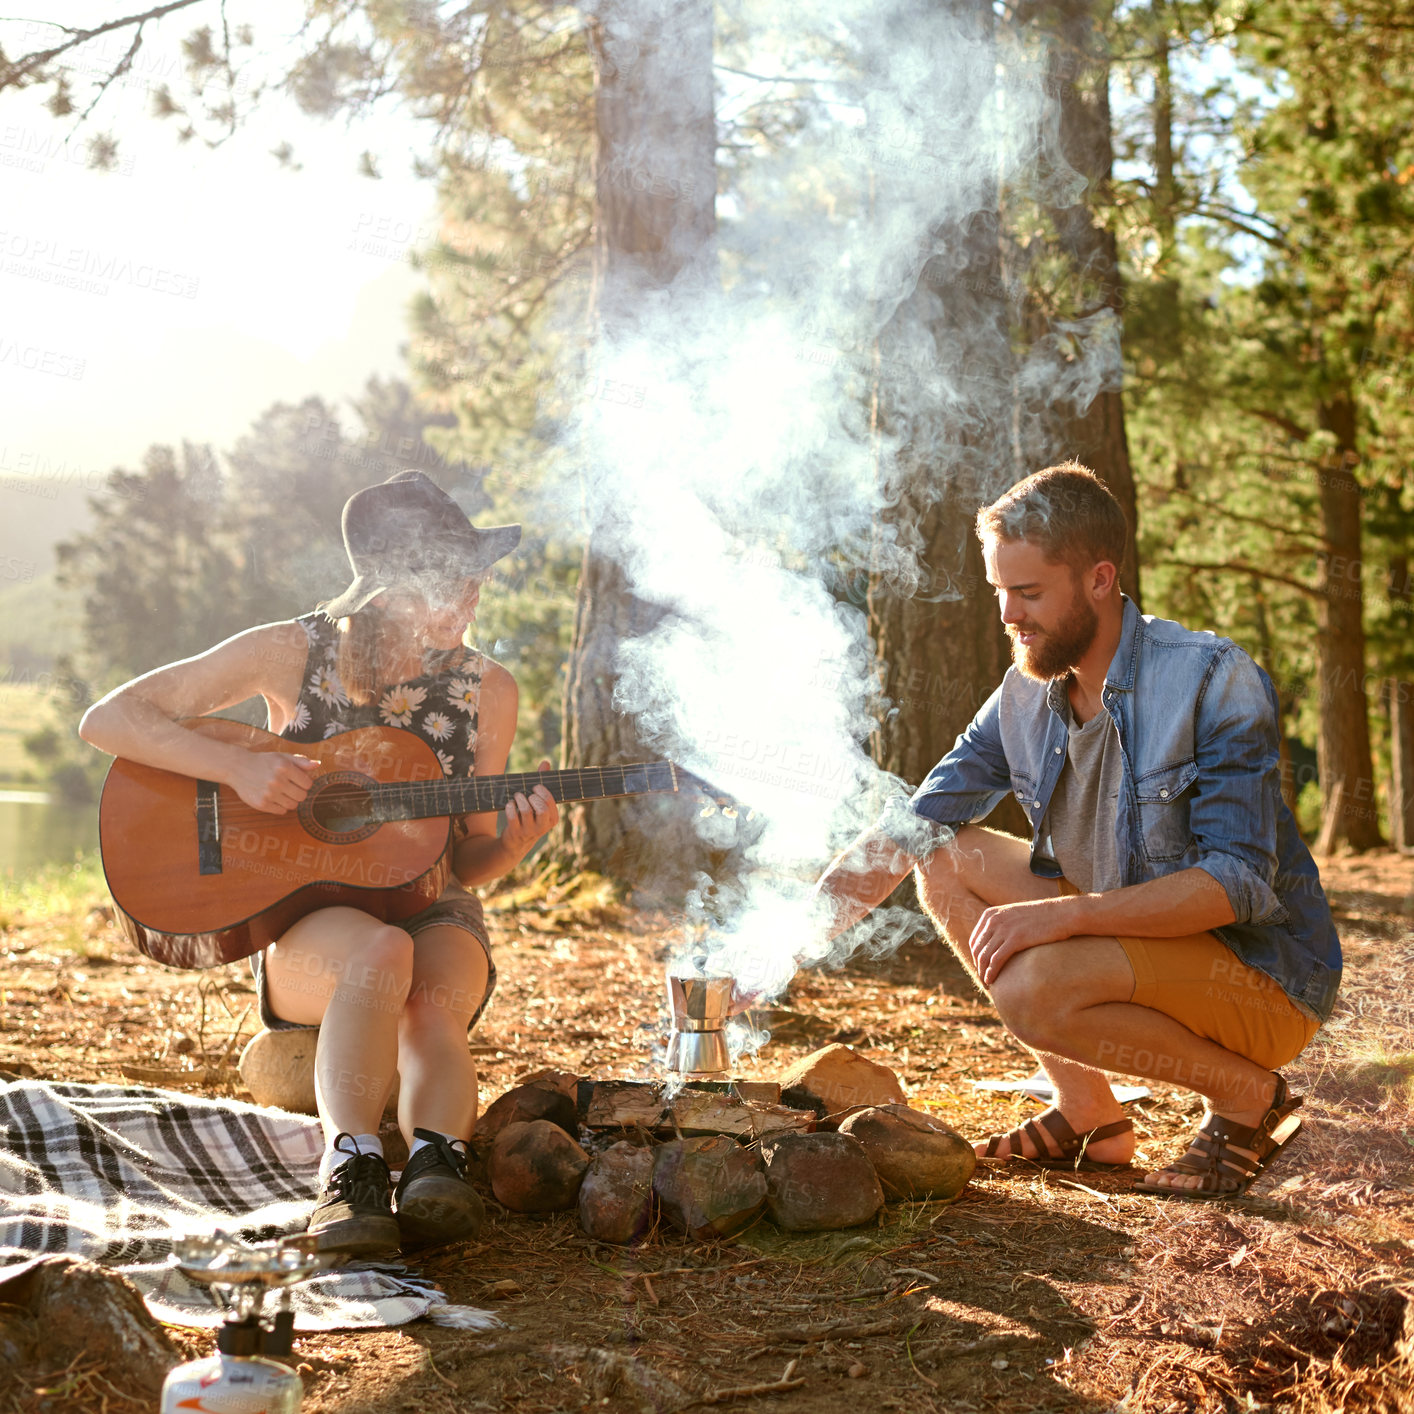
[321,1132,383,1183]
[409,1130,469,1160]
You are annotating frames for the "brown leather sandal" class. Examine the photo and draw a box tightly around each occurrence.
[979,1108,1134,1172]
[1135,1074,1303,1201]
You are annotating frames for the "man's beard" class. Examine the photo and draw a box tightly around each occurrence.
[1008,591,1099,681]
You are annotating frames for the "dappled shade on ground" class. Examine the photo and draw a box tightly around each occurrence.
[0,853,1410,1412]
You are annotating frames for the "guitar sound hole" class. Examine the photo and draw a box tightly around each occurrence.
[299,773,381,845]
[312,782,373,831]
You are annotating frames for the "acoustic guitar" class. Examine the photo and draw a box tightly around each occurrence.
[98,718,706,969]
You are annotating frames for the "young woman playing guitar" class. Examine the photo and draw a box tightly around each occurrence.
[79,470,559,1256]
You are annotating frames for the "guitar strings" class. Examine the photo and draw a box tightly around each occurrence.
[204,764,677,829]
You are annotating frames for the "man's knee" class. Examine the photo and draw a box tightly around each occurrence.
[990,948,1071,1050]
[915,825,985,913]
[915,825,1042,909]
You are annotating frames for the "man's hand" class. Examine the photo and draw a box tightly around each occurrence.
[728,983,763,1016]
[968,897,1076,988]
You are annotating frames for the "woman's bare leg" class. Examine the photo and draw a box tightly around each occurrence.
[395,924,489,1143]
[263,907,414,1144]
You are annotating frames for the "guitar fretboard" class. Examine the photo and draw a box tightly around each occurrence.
[367,762,679,821]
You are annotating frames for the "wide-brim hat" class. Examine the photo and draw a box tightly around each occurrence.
[321,470,521,619]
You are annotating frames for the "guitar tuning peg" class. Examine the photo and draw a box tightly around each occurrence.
[699,805,718,818]
[722,807,738,819]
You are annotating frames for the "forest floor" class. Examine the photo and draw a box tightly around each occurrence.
[0,850,1411,1414]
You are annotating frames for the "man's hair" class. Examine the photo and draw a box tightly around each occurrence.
[975,461,1128,574]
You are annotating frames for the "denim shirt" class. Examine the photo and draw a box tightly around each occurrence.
[908,596,1342,1022]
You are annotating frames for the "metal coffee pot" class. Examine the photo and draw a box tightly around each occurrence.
[665,973,734,1075]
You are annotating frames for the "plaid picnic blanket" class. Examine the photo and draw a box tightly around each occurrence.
[0,1080,500,1332]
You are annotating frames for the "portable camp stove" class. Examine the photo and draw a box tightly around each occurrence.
[159,1232,332,1413]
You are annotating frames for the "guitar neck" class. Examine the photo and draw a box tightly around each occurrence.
[370,762,679,820]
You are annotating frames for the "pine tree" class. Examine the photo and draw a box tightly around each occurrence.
[1114,0,1414,850]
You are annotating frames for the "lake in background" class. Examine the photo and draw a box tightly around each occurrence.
[0,792,99,878]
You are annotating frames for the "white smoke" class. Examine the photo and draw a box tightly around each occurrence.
[545,0,1119,1008]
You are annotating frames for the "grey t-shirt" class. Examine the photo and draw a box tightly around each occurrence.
[1045,699,1124,894]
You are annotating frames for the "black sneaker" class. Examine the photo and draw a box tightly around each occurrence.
[394,1128,485,1247]
[307,1136,400,1257]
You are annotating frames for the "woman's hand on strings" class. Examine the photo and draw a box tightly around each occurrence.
[229,751,320,813]
[502,761,560,859]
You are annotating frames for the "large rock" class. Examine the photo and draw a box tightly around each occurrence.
[837,1105,976,1201]
[489,1120,589,1212]
[652,1136,766,1240]
[578,1141,657,1245]
[238,1028,398,1116]
[760,1131,884,1232]
[475,1081,579,1149]
[778,1044,906,1121]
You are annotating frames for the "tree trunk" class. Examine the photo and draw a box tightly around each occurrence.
[1010,0,1141,604]
[1312,398,1382,852]
[1388,678,1414,852]
[867,1,1027,837]
[1248,574,1300,815]
[1387,554,1414,852]
[560,0,716,879]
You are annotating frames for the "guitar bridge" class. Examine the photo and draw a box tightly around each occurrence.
[195,780,223,875]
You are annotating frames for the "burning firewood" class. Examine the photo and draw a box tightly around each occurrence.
[582,1079,814,1140]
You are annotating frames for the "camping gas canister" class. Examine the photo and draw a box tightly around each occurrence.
[160,1320,301,1413]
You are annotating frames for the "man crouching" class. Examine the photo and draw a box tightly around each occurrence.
[809,463,1340,1199]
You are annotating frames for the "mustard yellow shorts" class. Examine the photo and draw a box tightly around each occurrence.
[1058,880,1320,1070]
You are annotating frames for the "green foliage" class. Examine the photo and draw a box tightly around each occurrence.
[0,850,106,929]
[1113,0,1414,837]
[58,442,245,682]
[0,685,67,785]
[289,4,602,767]
[49,379,572,774]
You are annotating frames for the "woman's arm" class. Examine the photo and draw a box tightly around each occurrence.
[451,661,559,887]
[78,622,318,813]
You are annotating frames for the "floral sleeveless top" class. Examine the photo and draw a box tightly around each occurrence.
[279,612,484,783]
